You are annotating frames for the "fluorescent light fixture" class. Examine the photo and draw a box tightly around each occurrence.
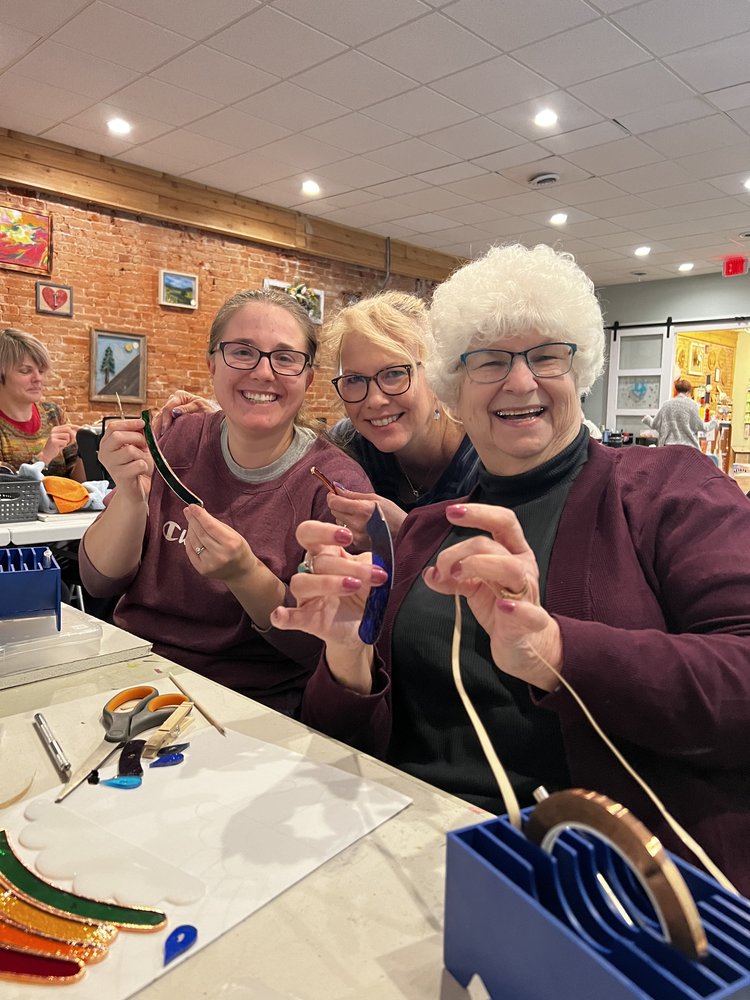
[634,246,651,257]
[107,117,131,136]
[301,179,320,196]
[678,262,694,272]
[549,212,567,225]
[744,177,750,191]
[534,109,558,128]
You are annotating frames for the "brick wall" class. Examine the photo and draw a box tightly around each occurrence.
[0,187,431,426]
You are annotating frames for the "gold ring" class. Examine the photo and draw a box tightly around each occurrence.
[498,580,529,601]
[195,545,206,556]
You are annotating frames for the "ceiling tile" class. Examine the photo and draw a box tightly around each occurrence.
[499,154,591,186]
[117,129,242,176]
[365,177,430,197]
[182,150,297,190]
[367,138,458,172]
[488,91,604,140]
[569,61,694,118]
[363,88,474,134]
[53,1,192,72]
[703,173,750,197]
[0,22,40,70]
[612,0,750,57]
[513,20,649,87]
[106,77,221,126]
[544,177,627,204]
[416,162,488,185]
[484,191,562,215]
[362,12,498,84]
[257,133,348,169]
[637,182,726,208]
[271,0,429,45]
[386,187,471,213]
[65,103,173,144]
[665,33,750,93]
[604,160,693,193]
[151,46,278,103]
[706,83,750,112]
[565,137,664,175]
[11,40,138,99]
[208,7,345,76]
[293,51,415,110]
[0,100,58,134]
[235,83,348,130]
[390,212,459,232]
[314,156,403,188]
[187,108,290,149]
[0,1,90,32]
[675,142,750,180]
[725,106,750,133]
[362,222,421,239]
[303,113,407,154]
[424,118,523,158]
[442,173,528,200]
[41,122,135,156]
[541,121,628,155]
[470,142,549,172]
[580,194,658,217]
[442,0,599,49]
[430,56,553,115]
[0,71,94,121]
[104,0,259,39]
[616,98,716,135]
[642,115,748,159]
[438,202,507,224]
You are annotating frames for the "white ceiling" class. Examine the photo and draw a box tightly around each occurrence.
[3,0,750,285]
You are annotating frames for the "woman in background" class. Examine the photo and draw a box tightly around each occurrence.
[80,288,371,714]
[642,377,704,447]
[0,327,83,479]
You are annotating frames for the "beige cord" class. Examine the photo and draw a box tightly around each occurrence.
[452,594,738,894]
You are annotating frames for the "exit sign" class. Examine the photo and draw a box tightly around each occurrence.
[723,256,748,277]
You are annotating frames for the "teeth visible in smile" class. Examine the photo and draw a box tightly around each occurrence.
[494,407,544,418]
[242,391,277,403]
[370,415,400,427]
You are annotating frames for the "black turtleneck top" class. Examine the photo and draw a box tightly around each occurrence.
[389,428,589,813]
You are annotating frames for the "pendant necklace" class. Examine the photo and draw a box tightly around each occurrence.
[398,460,434,500]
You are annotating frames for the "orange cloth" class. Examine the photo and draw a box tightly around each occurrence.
[42,476,89,513]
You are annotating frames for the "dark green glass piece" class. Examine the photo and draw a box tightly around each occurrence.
[141,409,204,506]
[0,830,166,930]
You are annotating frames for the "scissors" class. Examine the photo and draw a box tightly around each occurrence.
[101,685,189,743]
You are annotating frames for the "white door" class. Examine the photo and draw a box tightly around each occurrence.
[606,327,674,434]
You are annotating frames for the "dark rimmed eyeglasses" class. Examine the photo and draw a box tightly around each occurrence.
[331,364,413,403]
[459,342,577,384]
[214,342,311,376]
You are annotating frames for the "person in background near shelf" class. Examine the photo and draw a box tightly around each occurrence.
[79,288,372,715]
[323,291,480,544]
[641,377,704,447]
[273,243,750,895]
[0,327,84,480]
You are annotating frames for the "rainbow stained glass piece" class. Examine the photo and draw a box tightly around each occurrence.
[0,917,108,965]
[0,830,166,931]
[0,943,84,984]
[0,886,117,947]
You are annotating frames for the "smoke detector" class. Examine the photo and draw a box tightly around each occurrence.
[529,172,560,189]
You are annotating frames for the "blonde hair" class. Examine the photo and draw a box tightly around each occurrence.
[427,244,605,406]
[0,328,50,384]
[322,291,430,374]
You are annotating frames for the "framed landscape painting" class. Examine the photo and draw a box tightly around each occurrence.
[0,206,52,274]
[90,329,147,404]
[159,269,198,309]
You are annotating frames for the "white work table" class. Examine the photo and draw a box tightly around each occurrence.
[4,509,99,544]
[1,639,489,1000]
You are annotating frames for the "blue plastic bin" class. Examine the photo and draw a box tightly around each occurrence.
[0,546,61,630]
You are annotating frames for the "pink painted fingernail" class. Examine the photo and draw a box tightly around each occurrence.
[334,527,352,544]
[333,481,347,492]
[447,504,468,518]
[342,576,362,592]
[496,599,516,612]
[371,566,388,584]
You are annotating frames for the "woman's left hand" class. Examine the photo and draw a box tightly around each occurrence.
[184,505,257,582]
[421,503,562,692]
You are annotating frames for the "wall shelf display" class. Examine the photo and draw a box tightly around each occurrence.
[263,277,324,325]
[0,206,52,275]
[159,270,198,309]
[90,329,147,404]
[35,281,73,316]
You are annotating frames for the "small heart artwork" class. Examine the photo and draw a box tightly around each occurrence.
[37,283,72,316]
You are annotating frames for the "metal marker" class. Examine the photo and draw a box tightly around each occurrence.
[33,713,71,781]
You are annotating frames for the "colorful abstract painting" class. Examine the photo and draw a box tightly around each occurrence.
[0,206,52,274]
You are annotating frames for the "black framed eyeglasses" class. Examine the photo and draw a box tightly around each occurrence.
[215,342,311,376]
[459,342,577,384]
[331,364,413,403]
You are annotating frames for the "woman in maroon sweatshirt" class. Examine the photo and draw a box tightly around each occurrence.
[272,244,750,895]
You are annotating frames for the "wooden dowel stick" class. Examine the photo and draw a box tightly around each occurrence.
[168,673,226,736]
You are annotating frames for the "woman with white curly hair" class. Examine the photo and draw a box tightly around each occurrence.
[272,243,750,894]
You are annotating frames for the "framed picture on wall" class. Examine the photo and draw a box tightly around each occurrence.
[263,277,325,325]
[36,281,73,316]
[159,269,198,309]
[90,329,147,404]
[688,341,706,376]
[0,206,52,275]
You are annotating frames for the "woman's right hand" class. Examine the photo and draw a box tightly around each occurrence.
[99,417,153,502]
[39,424,78,465]
[270,521,389,692]
[151,390,218,436]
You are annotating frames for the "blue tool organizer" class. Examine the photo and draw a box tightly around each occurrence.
[445,809,750,1000]
[0,546,61,630]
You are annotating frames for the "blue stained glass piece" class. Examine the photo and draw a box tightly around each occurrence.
[100,776,142,789]
[149,753,185,768]
[164,924,197,966]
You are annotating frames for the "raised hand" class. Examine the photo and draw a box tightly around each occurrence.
[98,417,152,502]
[40,423,78,465]
[327,486,406,549]
[151,390,218,436]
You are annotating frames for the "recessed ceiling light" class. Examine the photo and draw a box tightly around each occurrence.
[107,117,131,136]
[549,212,567,225]
[744,177,750,191]
[534,109,558,128]
[634,246,651,256]
[301,179,320,196]
[678,262,694,272]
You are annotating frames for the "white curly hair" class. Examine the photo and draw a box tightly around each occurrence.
[426,244,605,407]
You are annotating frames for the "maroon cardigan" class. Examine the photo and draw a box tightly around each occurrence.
[303,441,750,893]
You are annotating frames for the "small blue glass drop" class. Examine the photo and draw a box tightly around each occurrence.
[101,776,142,789]
[149,753,184,768]
[164,924,197,965]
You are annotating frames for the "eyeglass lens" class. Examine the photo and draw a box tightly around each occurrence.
[463,343,575,382]
[334,365,411,402]
[220,342,308,375]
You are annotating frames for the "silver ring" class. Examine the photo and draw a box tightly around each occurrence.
[195,545,206,556]
[298,552,315,574]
